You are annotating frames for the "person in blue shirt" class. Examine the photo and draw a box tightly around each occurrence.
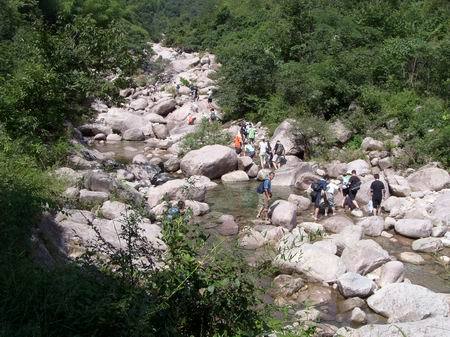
[256,171,275,220]
[310,177,328,221]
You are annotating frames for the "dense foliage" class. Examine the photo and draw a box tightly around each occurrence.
[156,0,450,166]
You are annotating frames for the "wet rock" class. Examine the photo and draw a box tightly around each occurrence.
[288,194,311,212]
[84,171,114,192]
[337,272,375,298]
[378,261,404,287]
[341,240,390,275]
[361,137,385,151]
[269,200,297,230]
[337,297,367,313]
[181,145,238,179]
[407,167,450,192]
[217,214,239,236]
[123,128,145,141]
[106,133,122,142]
[357,216,384,237]
[412,237,443,253]
[398,251,425,265]
[367,283,449,323]
[321,215,354,233]
[221,170,249,183]
[394,218,432,238]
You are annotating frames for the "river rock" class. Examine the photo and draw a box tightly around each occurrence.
[432,225,447,237]
[257,168,272,181]
[269,200,297,230]
[341,240,390,275]
[217,215,239,236]
[54,167,83,185]
[247,164,259,178]
[132,154,148,164]
[150,98,176,116]
[79,190,109,204]
[153,124,169,139]
[346,159,371,176]
[98,108,146,133]
[163,157,181,172]
[274,244,347,283]
[350,307,367,324]
[184,200,209,216]
[336,317,450,337]
[312,240,337,255]
[331,225,364,254]
[377,261,404,287]
[324,161,347,178]
[361,137,385,151]
[271,162,315,187]
[299,222,324,234]
[78,123,112,136]
[181,145,237,179]
[394,218,432,238]
[239,229,267,250]
[100,200,128,220]
[147,179,207,208]
[288,194,311,212]
[129,97,148,110]
[106,133,122,142]
[407,167,450,192]
[84,171,114,193]
[358,216,384,237]
[398,251,424,265]
[260,226,289,245]
[412,237,443,252]
[270,119,303,156]
[338,297,367,313]
[386,174,411,197]
[331,119,352,143]
[337,272,375,298]
[221,170,249,183]
[272,274,305,298]
[321,215,354,233]
[122,128,145,141]
[237,156,254,171]
[367,283,449,322]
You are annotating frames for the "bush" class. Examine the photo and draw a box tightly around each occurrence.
[180,119,231,156]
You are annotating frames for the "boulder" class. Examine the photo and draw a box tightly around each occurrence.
[336,317,450,337]
[97,108,146,133]
[239,229,267,250]
[122,128,145,141]
[299,222,324,234]
[337,272,375,298]
[221,170,249,183]
[217,214,239,236]
[93,133,106,141]
[346,159,371,176]
[350,307,367,324]
[271,162,315,187]
[412,237,443,253]
[106,133,122,142]
[247,164,259,178]
[237,156,254,171]
[331,120,352,143]
[54,167,83,185]
[144,113,167,124]
[287,194,311,212]
[270,119,303,156]
[358,216,384,237]
[367,283,449,323]
[84,171,114,193]
[150,98,176,116]
[180,145,237,179]
[257,168,272,181]
[153,124,169,139]
[321,215,354,233]
[79,190,109,204]
[269,200,297,230]
[78,123,112,136]
[100,200,128,220]
[147,179,207,208]
[378,157,393,170]
[394,219,432,238]
[129,97,148,110]
[386,174,411,197]
[274,244,347,283]
[341,240,390,275]
[132,154,148,165]
[432,225,447,237]
[407,167,450,192]
[330,225,364,254]
[190,175,218,190]
[361,137,385,151]
[260,226,289,245]
[276,228,309,253]
[378,261,405,287]
[184,200,209,216]
[398,251,425,265]
[337,297,367,313]
[324,161,347,178]
[164,157,181,172]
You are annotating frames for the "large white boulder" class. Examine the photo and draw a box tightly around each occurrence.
[147,179,207,208]
[341,240,390,275]
[361,137,385,151]
[100,200,128,220]
[394,219,432,238]
[288,194,311,212]
[97,108,146,133]
[221,170,249,183]
[367,283,449,323]
[122,128,145,141]
[377,261,405,287]
[386,174,411,197]
[357,216,384,237]
[180,145,237,179]
[407,167,450,192]
[129,97,148,110]
[321,215,354,233]
[84,171,114,193]
[346,159,371,176]
[269,200,297,230]
[330,120,352,143]
[337,272,375,298]
[239,229,267,250]
[149,98,177,116]
[270,119,303,156]
[271,162,315,187]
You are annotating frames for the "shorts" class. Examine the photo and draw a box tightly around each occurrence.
[342,188,349,197]
[372,197,382,209]
[312,191,322,208]
[326,193,335,208]
[348,189,358,201]
[259,194,270,210]
[208,97,212,103]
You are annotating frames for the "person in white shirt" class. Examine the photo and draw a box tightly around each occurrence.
[259,139,268,168]
[324,177,339,216]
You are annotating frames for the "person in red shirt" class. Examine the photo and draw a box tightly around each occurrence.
[234,133,243,155]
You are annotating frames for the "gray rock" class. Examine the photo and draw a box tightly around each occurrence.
[288,194,311,212]
[257,168,272,181]
[378,261,404,287]
[324,161,347,178]
[412,237,443,252]
[407,167,450,192]
[79,190,109,204]
[398,251,425,265]
[269,200,297,230]
[358,216,384,237]
[180,145,238,179]
[221,170,249,183]
[321,215,354,233]
[361,137,385,151]
[100,200,128,220]
[338,297,367,313]
[144,113,167,124]
[346,159,371,176]
[270,119,303,156]
[184,200,209,216]
[350,307,367,324]
[239,229,267,250]
[217,214,239,236]
[54,167,83,185]
[337,272,375,298]
[106,133,122,142]
[247,164,259,178]
[432,225,447,238]
[150,98,176,116]
[123,128,145,141]
[367,283,449,323]
[237,156,254,171]
[147,178,207,208]
[394,218,432,238]
[300,222,325,234]
[386,174,411,197]
[164,157,181,172]
[153,123,169,139]
[341,240,390,275]
[129,97,148,110]
[78,123,112,136]
[331,120,352,143]
[84,171,114,192]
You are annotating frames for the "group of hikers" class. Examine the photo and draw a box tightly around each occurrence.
[257,169,386,222]
[234,122,287,170]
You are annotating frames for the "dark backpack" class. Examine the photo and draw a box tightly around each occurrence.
[311,181,322,192]
[275,143,284,155]
[256,180,267,194]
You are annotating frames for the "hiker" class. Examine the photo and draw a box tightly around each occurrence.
[273,140,285,169]
[209,108,217,122]
[310,178,328,221]
[256,171,275,220]
[259,138,268,168]
[234,133,243,155]
[347,170,361,209]
[244,142,256,158]
[340,172,352,207]
[265,140,274,169]
[187,113,196,125]
[166,200,185,221]
[207,88,213,107]
[370,173,386,215]
[324,177,339,216]
[240,122,248,143]
[247,124,256,144]
[175,83,180,97]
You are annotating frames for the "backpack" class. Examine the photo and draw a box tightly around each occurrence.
[275,143,284,155]
[256,180,267,194]
[311,181,322,192]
